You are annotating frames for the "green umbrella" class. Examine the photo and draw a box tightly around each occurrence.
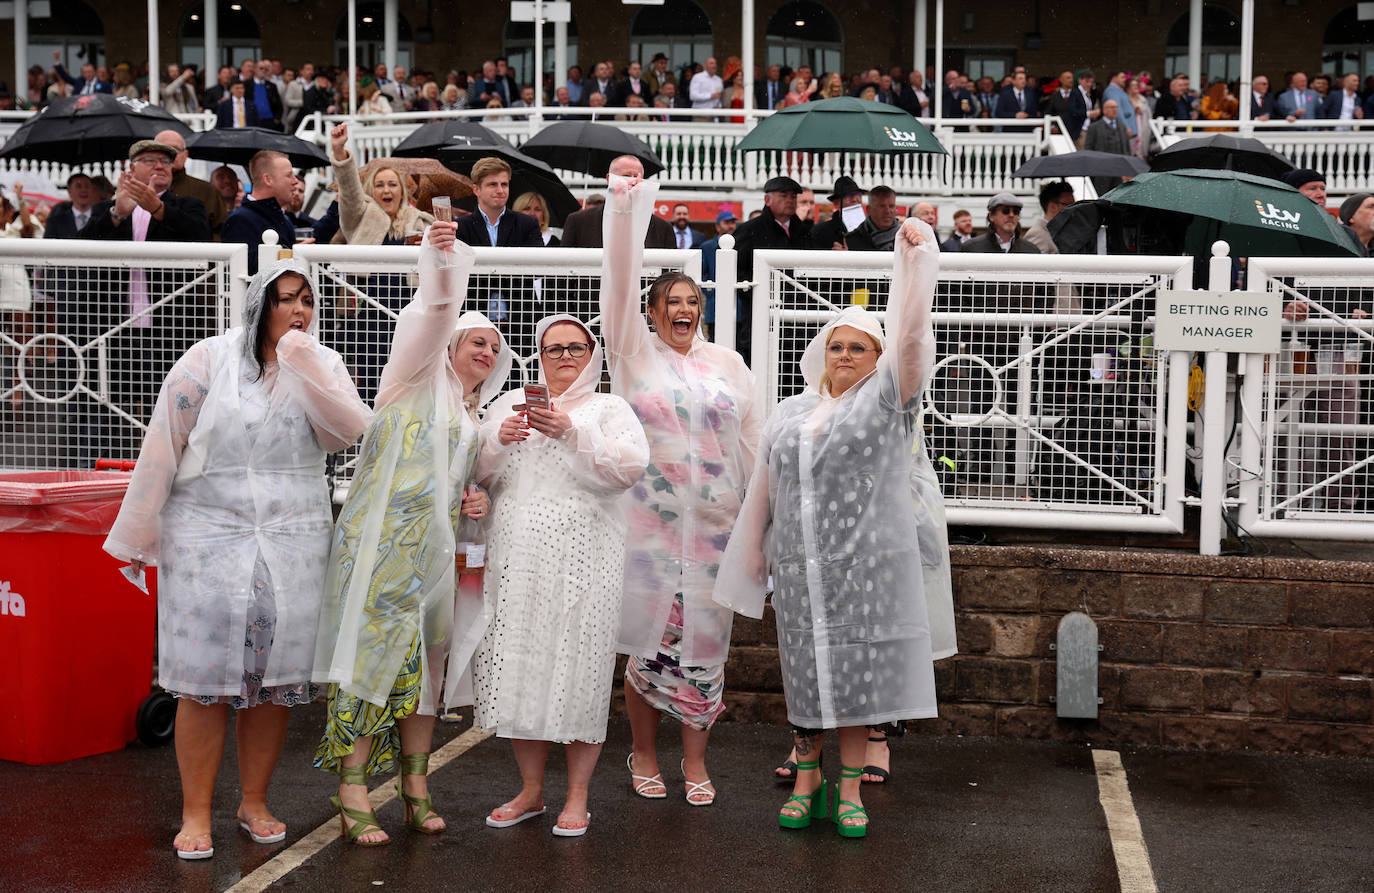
[1100,168,1363,258]
[736,96,946,154]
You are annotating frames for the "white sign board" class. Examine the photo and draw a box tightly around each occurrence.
[1154,289,1282,353]
[0,2,51,16]
[510,1,571,21]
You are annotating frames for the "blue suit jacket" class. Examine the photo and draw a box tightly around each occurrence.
[1276,88,1321,120]
[215,99,260,128]
[1320,90,1361,120]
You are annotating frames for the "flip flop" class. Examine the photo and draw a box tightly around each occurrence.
[238,817,287,844]
[552,811,590,837]
[774,759,798,782]
[173,832,214,861]
[485,804,547,828]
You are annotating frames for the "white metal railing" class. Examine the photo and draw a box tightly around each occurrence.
[750,249,1193,534]
[296,109,1050,197]
[2,235,1369,551]
[1239,257,1374,539]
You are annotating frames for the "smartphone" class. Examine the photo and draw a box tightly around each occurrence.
[523,383,549,410]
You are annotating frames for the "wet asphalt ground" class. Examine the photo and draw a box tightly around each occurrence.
[2,706,1371,893]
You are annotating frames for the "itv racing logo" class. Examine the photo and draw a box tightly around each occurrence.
[883,126,926,149]
[0,580,24,617]
[1255,200,1302,231]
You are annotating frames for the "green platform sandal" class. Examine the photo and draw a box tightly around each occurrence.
[778,759,828,830]
[397,752,445,834]
[330,765,389,846]
[833,765,869,838]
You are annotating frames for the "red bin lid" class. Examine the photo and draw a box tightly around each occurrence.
[0,470,134,506]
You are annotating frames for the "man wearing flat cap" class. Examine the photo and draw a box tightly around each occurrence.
[85,140,211,243]
[733,175,813,362]
[961,192,1040,254]
[809,175,867,250]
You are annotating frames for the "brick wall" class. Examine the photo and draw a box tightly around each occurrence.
[717,546,1374,757]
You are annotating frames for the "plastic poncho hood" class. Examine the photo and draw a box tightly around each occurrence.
[534,313,605,409]
[799,304,888,394]
[450,310,513,407]
[241,258,321,354]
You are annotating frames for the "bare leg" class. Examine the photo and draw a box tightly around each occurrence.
[624,684,662,785]
[336,733,388,845]
[235,703,290,839]
[173,699,228,855]
[680,724,715,802]
[836,725,869,829]
[490,739,548,821]
[559,741,602,830]
[861,728,889,783]
[397,712,444,831]
[780,731,824,820]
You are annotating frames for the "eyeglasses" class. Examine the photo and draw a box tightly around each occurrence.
[992,206,1021,216]
[540,342,590,359]
[133,156,172,168]
[827,342,873,356]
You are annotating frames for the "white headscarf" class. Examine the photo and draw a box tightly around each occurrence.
[449,310,513,407]
[799,304,888,394]
[533,313,604,409]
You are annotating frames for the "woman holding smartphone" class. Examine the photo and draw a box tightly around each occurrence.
[599,170,761,805]
[472,313,649,837]
[313,221,512,845]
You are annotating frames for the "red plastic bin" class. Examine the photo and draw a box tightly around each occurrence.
[0,470,157,765]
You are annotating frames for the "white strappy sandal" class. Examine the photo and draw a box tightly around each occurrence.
[627,752,667,799]
[681,758,716,807]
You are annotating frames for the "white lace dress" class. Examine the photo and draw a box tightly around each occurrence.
[471,339,649,744]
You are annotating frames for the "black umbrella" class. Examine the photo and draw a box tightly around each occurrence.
[436,144,580,225]
[1149,134,1295,180]
[519,121,664,178]
[186,126,330,169]
[0,94,193,164]
[392,120,515,159]
[1013,150,1148,179]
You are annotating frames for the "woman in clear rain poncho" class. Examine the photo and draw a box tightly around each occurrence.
[313,222,511,845]
[103,259,372,860]
[714,218,942,838]
[599,172,760,805]
[472,313,649,838]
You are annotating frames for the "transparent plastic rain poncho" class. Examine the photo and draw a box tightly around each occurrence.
[598,175,762,664]
[472,314,650,742]
[313,236,512,713]
[714,220,946,728]
[103,259,372,695]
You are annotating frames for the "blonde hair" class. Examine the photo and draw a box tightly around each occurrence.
[470,156,512,188]
[511,191,548,232]
[362,163,414,225]
[818,327,882,396]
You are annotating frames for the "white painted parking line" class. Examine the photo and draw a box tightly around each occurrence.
[225,726,494,893]
[1093,749,1159,893]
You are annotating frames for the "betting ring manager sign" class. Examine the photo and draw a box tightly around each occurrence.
[1154,289,1282,353]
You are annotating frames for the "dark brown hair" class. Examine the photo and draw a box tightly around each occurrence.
[646,271,705,313]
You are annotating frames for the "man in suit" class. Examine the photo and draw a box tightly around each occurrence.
[1084,100,1132,195]
[560,155,676,249]
[961,193,1039,254]
[699,210,737,335]
[52,51,111,95]
[898,69,931,117]
[1250,74,1278,121]
[1154,74,1197,121]
[239,59,282,131]
[645,53,671,98]
[755,64,784,110]
[995,70,1039,120]
[583,61,616,107]
[469,60,510,109]
[843,185,902,252]
[1276,71,1321,124]
[1067,70,1101,146]
[203,65,235,107]
[1321,72,1363,126]
[221,150,299,274]
[43,173,98,239]
[733,176,813,363]
[940,209,974,251]
[83,139,212,433]
[809,175,868,249]
[612,60,650,107]
[455,157,543,249]
[941,69,975,118]
[215,79,259,128]
[669,202,705,249]
[1044,71,1077,135]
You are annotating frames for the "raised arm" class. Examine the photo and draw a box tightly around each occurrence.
[102,342,214,565]
[881,218,940,409]
[275,330,373,451]
[599,174,658,364]
[374,224,475,408]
